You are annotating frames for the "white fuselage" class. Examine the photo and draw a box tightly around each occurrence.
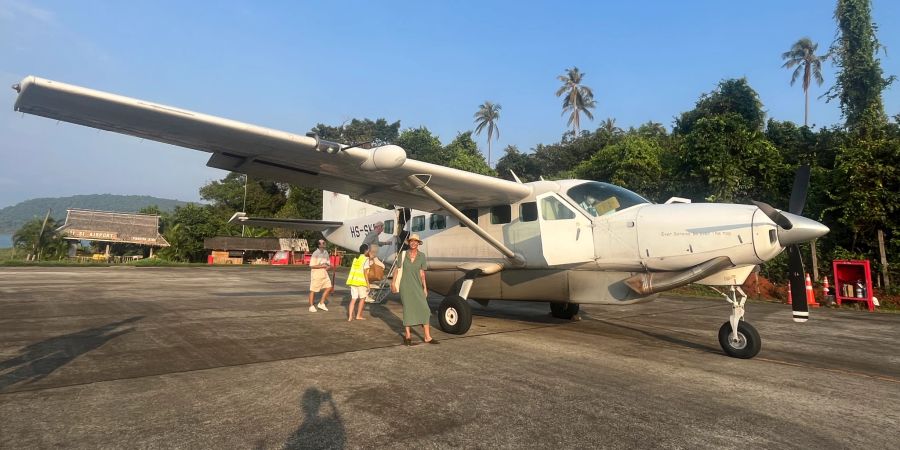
[320,180,786,305]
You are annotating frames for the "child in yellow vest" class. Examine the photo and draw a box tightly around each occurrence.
[347,244,371,321]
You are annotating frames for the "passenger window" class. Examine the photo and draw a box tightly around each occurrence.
[429,214,447,230]
[520,202,538,222]
[540,196,576,220]
[384,220,394,234]
[491,205,511,224]
[460,208,479,227]
[411,215,425,232]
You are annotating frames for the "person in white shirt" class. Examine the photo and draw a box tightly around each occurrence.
[308,239,333,312]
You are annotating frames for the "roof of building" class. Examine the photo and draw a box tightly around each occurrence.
[203,236,308,252]
[58,209,170,247]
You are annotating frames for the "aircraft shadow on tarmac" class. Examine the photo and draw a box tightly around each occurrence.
[588,319,723,355]
[0,316,143,392]
[282,387,346,450]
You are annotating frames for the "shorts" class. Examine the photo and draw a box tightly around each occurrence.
[350,285,369,299]
[310,270,332,292]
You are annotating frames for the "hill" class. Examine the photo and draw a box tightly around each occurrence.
[0,194,190,233]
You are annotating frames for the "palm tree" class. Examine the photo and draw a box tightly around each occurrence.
[473,101,501,167]
[555,67,596,134]
[781,37,828,127]
[600,117,621,134]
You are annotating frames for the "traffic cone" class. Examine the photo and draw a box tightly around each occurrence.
[805,273,820,307]
[787,280,793,305]
[822,276,830,298]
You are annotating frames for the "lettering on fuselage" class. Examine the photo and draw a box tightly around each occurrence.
[659,231,733,237]
[349,223,377,238]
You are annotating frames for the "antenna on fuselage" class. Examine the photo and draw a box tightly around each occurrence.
[509,170,522,184]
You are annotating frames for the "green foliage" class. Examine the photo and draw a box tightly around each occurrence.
[158,203,227,262]
[676,113,786,203]
[200,172,286,218]
[575,135,665,201]
[12,217,68,260]
[675,78,766,134]
[309,118,400,145]
[828,0,894,134]
[443,132,495,176]
[495,145,540,182]
[396,127,446,165]
[829,132,899,238]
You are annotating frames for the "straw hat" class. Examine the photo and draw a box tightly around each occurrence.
[405,233,423,244]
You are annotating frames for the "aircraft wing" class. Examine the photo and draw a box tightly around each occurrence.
[13,76,531,211]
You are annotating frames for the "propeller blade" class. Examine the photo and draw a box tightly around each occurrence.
[788,165,811,215]
[788,245,809,322]
[752,200,794,230]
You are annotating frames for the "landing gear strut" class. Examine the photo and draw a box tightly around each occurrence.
[712,286,761,359]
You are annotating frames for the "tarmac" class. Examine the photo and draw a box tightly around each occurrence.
[0,266,898,449]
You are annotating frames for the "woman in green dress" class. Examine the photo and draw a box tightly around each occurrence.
[391,234,438,346]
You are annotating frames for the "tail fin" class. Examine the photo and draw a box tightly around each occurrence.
[322,191,387,222]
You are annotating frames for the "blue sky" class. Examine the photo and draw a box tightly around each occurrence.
[1,0,899,208]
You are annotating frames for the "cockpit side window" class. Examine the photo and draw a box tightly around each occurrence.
[566,182,650,217]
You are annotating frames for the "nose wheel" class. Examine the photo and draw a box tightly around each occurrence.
[718,320,760,359]
[711,286,761,359]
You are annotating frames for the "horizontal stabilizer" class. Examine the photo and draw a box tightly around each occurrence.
[228,213,342,231]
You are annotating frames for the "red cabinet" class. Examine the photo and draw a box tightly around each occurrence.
[832,260,874,311]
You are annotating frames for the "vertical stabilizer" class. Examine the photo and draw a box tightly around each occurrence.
[322,191,387,221]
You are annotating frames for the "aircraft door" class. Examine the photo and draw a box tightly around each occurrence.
[536,192,595,265]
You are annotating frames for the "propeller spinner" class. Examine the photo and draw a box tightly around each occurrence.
[753,165,828,323]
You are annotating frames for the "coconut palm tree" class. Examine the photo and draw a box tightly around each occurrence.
[555,67,596,134]
[781,37,828,127]
[600,117,621,134]
[473,101,501,167]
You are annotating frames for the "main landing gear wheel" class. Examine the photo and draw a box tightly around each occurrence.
[718,321,761,359]
[438,295,472,335]
[550,302,580,320]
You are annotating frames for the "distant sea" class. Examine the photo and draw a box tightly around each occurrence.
[0,234,11,248]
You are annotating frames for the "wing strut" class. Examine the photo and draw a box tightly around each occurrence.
[406,174,526,267]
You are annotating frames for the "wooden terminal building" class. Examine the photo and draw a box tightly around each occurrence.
[58,209,169,259]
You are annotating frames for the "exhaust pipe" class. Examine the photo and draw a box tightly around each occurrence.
[624,256,733,295]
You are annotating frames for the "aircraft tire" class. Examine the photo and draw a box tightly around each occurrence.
[550,302,579,320]
[718,321,761,359]
[438,295,472,335]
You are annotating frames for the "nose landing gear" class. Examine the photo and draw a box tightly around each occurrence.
[711,286,761,359]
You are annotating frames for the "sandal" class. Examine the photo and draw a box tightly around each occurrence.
[403,337,412,346]
[424,338,439,345]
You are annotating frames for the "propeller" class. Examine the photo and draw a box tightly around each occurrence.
[753,165,815,323]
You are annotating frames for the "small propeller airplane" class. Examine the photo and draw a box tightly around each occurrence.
[11,76,829,358]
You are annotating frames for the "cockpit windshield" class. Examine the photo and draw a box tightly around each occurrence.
[566,182,650,217]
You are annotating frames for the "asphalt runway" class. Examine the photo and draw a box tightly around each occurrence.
[0,267,898,449]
